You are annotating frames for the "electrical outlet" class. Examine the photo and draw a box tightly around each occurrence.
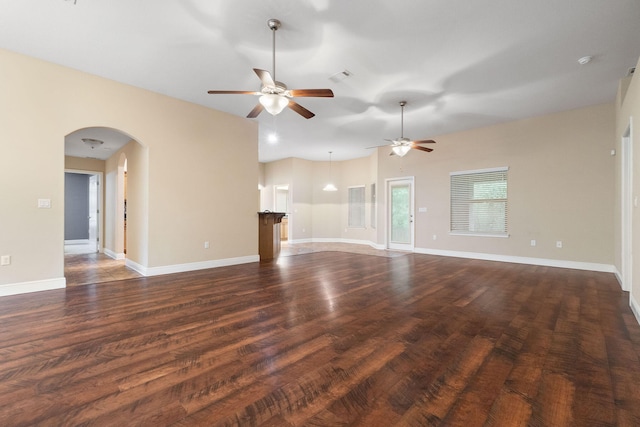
[204,241,210,249]
[556,241,563,248]
[1,255,11,266]
[530,239,536,247]
[433,234,437,240]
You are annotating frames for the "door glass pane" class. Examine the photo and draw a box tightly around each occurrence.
[390,184,410,243]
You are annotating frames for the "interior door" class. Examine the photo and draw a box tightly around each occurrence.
[387,178,414,251]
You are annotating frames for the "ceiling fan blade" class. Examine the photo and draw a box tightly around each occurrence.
[207,90,260,95]
[253,68,275,87]
[246,103,264,118]
[411,139,436,145]
[365,144,390,149]
[288,89,334,98]
[287,100,315,119]
[412,145,434,153]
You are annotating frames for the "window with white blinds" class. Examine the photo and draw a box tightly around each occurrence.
[348,186,366,228]
[450,167,508,236]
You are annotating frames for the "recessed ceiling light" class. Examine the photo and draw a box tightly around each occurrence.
[578,55,593,65]
[268,133,278,143]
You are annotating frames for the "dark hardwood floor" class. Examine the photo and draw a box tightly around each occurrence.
[2,252,640,426]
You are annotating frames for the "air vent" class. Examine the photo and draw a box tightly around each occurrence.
[329,69,353,83]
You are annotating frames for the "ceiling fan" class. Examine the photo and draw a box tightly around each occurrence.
[207,19,334,119]
[369,101,436,156]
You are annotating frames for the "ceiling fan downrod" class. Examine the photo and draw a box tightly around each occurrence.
[267,19,281,83]
[399,101,406,139]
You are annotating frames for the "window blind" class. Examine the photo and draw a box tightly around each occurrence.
[450,167,508,236]
[348,186,365,228]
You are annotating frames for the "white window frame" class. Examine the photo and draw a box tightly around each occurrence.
[348,185,366,228]
[450,166,509,237]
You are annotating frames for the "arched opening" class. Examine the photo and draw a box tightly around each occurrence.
[64,127,146,286]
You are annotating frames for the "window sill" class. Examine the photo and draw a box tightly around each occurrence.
[449,232,510,238]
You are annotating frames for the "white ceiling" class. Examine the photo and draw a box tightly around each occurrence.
[2,0,639,162]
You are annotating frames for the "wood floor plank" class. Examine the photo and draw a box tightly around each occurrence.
[0,251,637,426]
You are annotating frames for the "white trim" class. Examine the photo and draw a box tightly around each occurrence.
[450,166,509,176]
[125,255,260,277]
[290,239,615,273]
[630,296,640,326]
[64,239,91,245]
[449,232,510,238]
[413,246,616,273]
[621,119,633,292]
[288,238,384,250]
[104,248,125,260]
[613,266,623,287]
[0,277,66,297]
[386,177,415,251]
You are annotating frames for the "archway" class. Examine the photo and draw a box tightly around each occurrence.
[64,127,147,286]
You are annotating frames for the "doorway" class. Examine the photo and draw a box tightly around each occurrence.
[275,184,290,241]
[64,127,145,286]
[64,170,101,254]
[387,177,414,251]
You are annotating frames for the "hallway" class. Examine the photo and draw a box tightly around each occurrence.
[64,252,141,286]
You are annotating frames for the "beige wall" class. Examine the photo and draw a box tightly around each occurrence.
[0,48,258,294]
[65,156,106,173]
[378,102,615,264]
[615,57,640,313]
[263,103,616,269]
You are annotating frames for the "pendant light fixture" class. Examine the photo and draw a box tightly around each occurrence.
[323,151,338,191]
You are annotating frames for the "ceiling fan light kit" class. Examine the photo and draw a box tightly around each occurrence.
[259,93,289,115]
[392,144,411,157]
[81,138,104,149]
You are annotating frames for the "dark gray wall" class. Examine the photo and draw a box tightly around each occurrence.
[65,173,90,240]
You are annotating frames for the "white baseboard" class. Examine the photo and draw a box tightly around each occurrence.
[65,239,90,245]
[104,248,125,260]
[288,238,383,249]
[125,255,260,277]
[630,296,640,326]
[0,277,66,297]
[413,247,616,273]
[288,239,615,273]
[613,267,625,290]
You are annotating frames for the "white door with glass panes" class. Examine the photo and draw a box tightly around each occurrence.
[387,178,414,251]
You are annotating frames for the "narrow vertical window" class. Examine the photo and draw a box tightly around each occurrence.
[348,185,366,228]
[370,183,376,229]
